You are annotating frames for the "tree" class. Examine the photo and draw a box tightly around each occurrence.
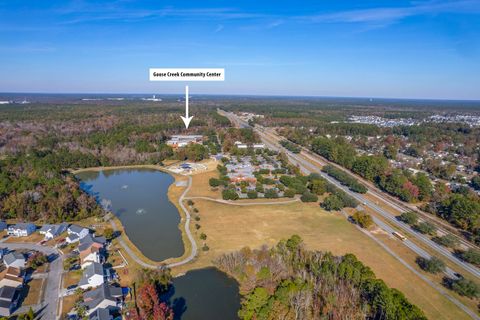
[300,191,318,202]
[222,189,239,200]
[351,211,374,229]
[471,176,480,190]
[414,221,437,235]
[135,283,173,320]
[309,179,327,195]
[209,178,220,187]
[444,277,480,298]
[459,249,480,266]
[321,195,344,211]
[27,252,48,270]
[416,256,445,274]
[200,233,207,240]
[432,234,458,248]
[398,211,418,225]
[103,227,115,241]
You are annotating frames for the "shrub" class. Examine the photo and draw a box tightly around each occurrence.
[284,189,295,198]
[351,211,374,229]
[416,256,445,274]
[247,190,258,199]
[209,178,220,187]
[300,191,318,202]
[202,244,210,251]
[200,233,207,240]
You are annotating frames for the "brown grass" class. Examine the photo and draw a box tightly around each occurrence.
[61,294,79,318]
[5,233,44,243]
[62,270,82,289]
[172,199,473,320]
[22,278,44,306]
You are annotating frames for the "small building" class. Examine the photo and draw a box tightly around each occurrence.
[166,135,203,148]
[3,252,26,269]
[39,222,69,240]
[0,267,24,288]
[7,223,36,237]
[78,262,105,290]
[67,225,90,243]
[0,221,7,232]
[253,143,265,149]
[79,234,107,252]
[0,286,19,317]
[82,284,124,316]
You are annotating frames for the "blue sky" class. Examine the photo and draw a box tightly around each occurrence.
[0,0,479,99]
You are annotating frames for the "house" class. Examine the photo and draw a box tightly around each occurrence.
[0,267,24,288]
[89,308,113,320]
[7,223,36,237]
[79,234,107,252]
[78,262,105,290]
[3,252,26,269]
[82,283,123,316]
[80,246,103,269]
[0,286,19,317]
[0,221,7,232]
[66,225,90,243]
[39,222,69,240]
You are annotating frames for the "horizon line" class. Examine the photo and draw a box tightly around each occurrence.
[1,91,480,103]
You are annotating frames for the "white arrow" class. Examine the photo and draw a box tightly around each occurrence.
[181,85,193,129]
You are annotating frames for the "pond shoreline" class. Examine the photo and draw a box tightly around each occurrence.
[74,165,194,266]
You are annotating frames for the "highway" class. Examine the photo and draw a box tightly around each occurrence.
[220,109,480,280]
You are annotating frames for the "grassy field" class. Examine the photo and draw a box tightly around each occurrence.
[62,270,82,289]
[173,198,473,320]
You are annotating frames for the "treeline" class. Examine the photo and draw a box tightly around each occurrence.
[279,140,301,153]
[219,128,260,152]
[0,149,103,222]
[215,235,426,320]
[322,164,368,193]
[311,136,433,202]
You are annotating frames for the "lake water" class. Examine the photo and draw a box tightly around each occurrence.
[77,168,241,319]
[76,168,184,261]
[164,268,241,320]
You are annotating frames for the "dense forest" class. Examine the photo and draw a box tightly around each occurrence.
[0,101,230,222]
[215,235,425,320]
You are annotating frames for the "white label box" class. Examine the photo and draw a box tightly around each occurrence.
[149,68,225,81]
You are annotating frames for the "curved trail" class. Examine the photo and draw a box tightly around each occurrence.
[110,175,197,269]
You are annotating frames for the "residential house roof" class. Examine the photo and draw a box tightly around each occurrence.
[83,283,123,311]
[69,224,89,234]
[3,252,25,266]
[89,308,113,320]
[0,286,16,301]
[78,262,104,287]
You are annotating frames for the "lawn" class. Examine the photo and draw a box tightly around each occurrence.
[21,278,44,306]
[62,270,82,289]
[5,233,44,243]
[174,199,473,320]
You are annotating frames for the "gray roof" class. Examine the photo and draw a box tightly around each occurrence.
[3,252,25,265]
[10,223,35,231]
[89,308,113,320]
[78,262,104,287]
[0,221,7,230]
[79,234,106,251]
[83,284,123,310]
[69,224,89,234]
[0,286,16,301]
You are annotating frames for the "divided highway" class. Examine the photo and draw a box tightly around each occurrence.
[220,109,480,280]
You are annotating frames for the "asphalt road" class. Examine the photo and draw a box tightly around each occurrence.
[0,240,63,320]
[221,110,480,279]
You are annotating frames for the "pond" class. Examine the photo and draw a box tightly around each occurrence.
[77,168,241,319]
[76,168,184,261]
[163,267,241,320]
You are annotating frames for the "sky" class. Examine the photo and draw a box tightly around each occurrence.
[0,0,479,99]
